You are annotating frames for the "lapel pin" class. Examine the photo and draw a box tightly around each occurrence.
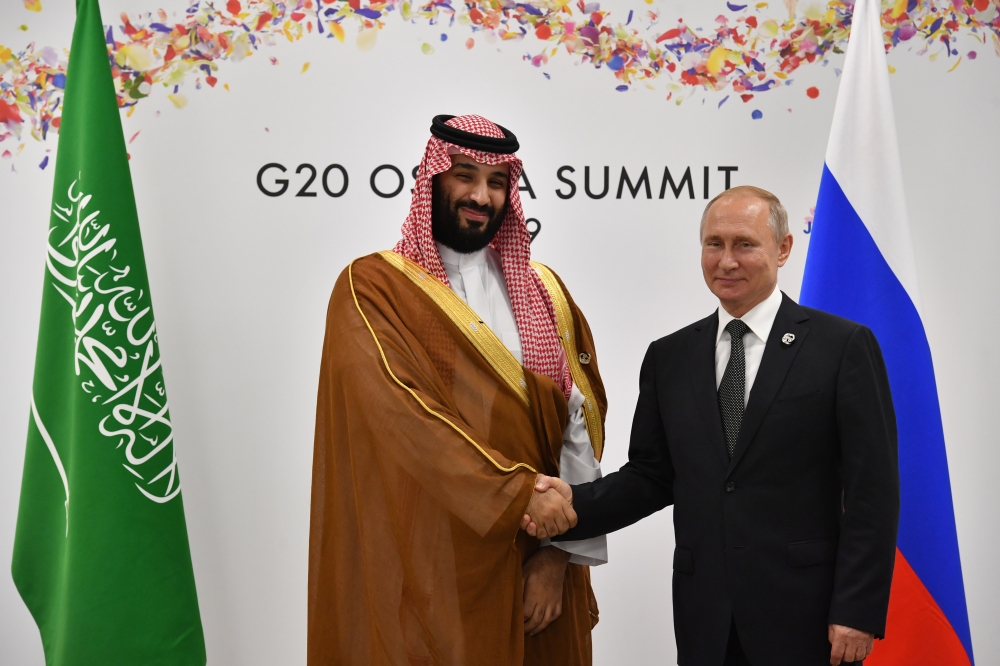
[781,333,795,345]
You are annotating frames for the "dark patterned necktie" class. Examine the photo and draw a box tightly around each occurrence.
[719,319,750,458]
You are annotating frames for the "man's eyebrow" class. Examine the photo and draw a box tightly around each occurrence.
[453,161,509,180]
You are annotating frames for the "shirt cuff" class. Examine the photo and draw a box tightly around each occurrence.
[542,536,609,566]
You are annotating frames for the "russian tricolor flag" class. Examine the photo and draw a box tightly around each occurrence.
[799,0,974,663]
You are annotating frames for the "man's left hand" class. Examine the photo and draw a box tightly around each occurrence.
[828,624,874,665]
[522,546,571,637]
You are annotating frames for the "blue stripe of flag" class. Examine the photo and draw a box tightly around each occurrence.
[800,165,974,662]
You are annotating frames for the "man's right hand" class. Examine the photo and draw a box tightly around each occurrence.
[520,475,576,539]
[828,624,875,665]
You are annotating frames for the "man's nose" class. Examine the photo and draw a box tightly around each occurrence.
[719,248,739,270]
[468,180,490,205]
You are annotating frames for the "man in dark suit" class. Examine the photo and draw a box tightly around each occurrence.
[525,186,899,665]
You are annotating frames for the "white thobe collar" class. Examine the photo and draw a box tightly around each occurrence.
[716,286,783,346]
[436,242,489,270]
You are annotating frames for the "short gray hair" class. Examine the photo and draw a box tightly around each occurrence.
[700,185,788,245]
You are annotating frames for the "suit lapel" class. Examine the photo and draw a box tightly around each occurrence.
[727,294,810,476]
[690,312,730,470]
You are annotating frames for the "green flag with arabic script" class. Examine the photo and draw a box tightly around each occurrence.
[12,0,206,663]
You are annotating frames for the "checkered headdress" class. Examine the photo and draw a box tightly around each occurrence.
[393,114,572,398]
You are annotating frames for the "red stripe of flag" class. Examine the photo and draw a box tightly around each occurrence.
[867,549,972,666]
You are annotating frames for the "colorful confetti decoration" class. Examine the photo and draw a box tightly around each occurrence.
[1,0,998,163]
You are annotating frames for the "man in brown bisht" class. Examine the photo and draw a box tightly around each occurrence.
[308,114,609,665]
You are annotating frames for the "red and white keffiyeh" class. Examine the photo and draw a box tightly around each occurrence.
[393,114,572,398]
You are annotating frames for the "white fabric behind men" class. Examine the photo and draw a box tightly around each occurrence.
[437,242,607,566]
[824,0,921,312]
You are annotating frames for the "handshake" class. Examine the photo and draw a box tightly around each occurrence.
[519,475,576,539]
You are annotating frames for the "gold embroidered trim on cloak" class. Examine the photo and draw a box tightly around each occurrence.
[377,251,530,408]
[531,262,605,461]
[349,257,536,476]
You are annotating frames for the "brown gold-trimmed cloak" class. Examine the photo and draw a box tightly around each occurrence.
[308,252,607,665]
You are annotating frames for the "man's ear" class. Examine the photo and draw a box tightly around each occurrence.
[776,233,794,267]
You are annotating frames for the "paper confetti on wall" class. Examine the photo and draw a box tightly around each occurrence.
[1,0,998,161]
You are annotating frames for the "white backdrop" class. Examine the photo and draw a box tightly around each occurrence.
[2,0,999,663]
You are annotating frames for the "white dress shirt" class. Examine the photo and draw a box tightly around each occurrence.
[715,286,784,403]
[437,242,608,566]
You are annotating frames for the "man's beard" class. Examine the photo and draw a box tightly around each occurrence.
[431,180,508,254]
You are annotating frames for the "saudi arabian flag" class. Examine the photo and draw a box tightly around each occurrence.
[11,0,206,664]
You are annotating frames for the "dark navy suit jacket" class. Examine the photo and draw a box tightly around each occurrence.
[559,294,900,666]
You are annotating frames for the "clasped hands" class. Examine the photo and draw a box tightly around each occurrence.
[520,474,575,539]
